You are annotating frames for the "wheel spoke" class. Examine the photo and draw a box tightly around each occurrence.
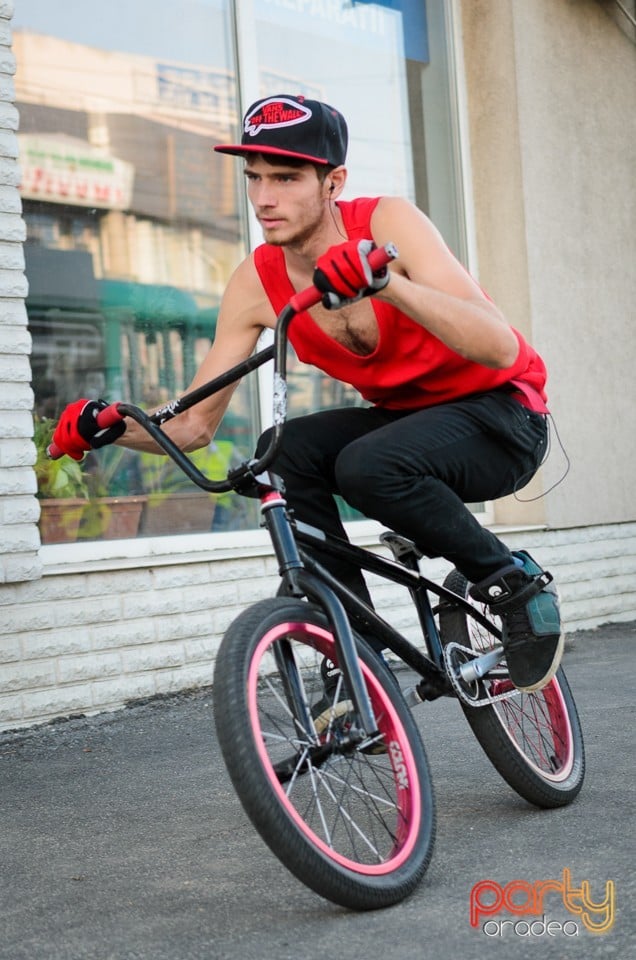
[309,762,387,860]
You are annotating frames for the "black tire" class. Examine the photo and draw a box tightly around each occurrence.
[213,596,435,910]
[439,570,585,808]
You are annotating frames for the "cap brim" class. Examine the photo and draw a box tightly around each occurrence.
[214,144,330,165]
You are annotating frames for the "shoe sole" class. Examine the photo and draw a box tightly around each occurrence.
[512,629,565,693]
[312,699,354,735]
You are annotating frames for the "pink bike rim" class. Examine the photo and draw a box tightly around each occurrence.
[248,621,423,875]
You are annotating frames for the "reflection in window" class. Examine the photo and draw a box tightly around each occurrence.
[15,2,259,541]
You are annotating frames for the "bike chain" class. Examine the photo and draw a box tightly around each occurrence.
[442,641,521,708]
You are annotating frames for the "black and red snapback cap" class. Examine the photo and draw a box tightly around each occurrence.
[214,94,348,166]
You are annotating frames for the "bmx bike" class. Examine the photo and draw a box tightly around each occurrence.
[50,244,585,910]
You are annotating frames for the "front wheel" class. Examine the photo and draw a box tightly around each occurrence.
[213,597,435,910]
[439,570,585,808]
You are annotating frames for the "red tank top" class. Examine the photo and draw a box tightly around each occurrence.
[253,197,548,412]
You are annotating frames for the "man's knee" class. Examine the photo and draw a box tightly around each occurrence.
[256,416,317,465]
[255,425,274,457]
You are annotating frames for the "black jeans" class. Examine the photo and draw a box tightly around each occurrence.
[256,390,548,601]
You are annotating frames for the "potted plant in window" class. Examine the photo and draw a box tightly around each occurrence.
[34,419,146,542]
[137,446,218,536]
[77,445,146,540]
[34,417,89,543]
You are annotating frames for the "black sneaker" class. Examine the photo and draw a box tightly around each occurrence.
[311,657,353,735]
[469,551,563,692]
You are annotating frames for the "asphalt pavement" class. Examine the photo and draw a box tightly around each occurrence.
[1,621,634,960]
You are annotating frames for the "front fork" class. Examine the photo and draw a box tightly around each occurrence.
[257,475,380,743]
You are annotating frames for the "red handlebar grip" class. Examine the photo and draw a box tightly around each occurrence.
[289,242,398,313]
[96,403,124,428]
[289,286,322,313]
[369,243,398,271]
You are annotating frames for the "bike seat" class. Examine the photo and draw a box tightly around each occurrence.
[380,531,424,562]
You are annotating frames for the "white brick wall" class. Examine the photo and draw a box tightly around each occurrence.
[0,1,41,586]
[0,547,279,729]
[0,521,635,731]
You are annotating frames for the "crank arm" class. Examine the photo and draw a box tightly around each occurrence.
[457,645,505,683]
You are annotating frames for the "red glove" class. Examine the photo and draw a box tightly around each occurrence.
[51,399,126,461]
[313,239,390,309]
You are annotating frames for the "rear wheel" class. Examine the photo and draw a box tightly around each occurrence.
[439,570,585,808]
[214,597,435,909]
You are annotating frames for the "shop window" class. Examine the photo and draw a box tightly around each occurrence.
[16,0,474,542]
[15,1,259,541]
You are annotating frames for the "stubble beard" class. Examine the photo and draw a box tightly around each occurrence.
[262,199,327,254]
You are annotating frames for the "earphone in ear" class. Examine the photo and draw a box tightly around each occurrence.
[328,182,335,193]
